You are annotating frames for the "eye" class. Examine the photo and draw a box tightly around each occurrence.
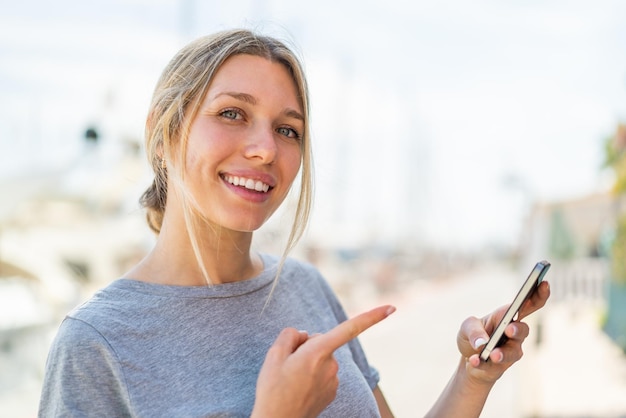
[219,109,243,120]
[277,126,301,140]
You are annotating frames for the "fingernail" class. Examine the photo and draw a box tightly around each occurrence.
[473,337,488,349]
[385,306,396,316]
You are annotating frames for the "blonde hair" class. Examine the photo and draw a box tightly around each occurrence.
[139,29,313,284]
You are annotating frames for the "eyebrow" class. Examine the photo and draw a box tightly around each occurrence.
[214,91,305,122]
[215,91,257,105]
[284,108,305,122]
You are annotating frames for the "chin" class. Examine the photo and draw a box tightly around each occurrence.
[222,218,269,233]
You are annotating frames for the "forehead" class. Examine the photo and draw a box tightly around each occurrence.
[207,54,302,110]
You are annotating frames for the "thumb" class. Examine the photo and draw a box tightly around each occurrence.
[458,316,490,352]
[472,335,489,350]
[267,328,309,360]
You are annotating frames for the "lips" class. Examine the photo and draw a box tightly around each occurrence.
[222,174,271,193]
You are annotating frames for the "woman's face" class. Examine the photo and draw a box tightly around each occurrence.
[178,54,304,233]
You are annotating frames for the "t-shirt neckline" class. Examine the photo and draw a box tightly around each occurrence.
[112,253,279,299]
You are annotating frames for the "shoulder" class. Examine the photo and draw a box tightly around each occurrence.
[66,279,140,327]
[261,253,319,277]
[265,254,346,309]
[50,313,118,363]
[280,255,322,277]
[42,315,125,397]
[48,280,148,358]
[40,317,132,416]
[265,255,330,289]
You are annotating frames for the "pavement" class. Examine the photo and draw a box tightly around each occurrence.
[354,263,626,418]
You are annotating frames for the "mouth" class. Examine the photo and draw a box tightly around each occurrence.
[222,174,272,193]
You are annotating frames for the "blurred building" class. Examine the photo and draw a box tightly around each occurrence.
[522,189,626,350]
[0,124,152,413]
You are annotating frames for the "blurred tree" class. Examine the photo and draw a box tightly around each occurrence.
[602,124,626,352]
[611,217,626,284]
[603,124,626,284]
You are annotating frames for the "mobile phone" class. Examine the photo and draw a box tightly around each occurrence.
[479,260,550,362]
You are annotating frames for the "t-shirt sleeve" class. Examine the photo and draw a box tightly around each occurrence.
[305,263,381,390]
[38,317,133,417]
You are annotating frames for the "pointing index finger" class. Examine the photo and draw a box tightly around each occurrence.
[312,305,396,355]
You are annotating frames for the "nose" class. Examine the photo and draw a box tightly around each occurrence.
[244,123,277,164]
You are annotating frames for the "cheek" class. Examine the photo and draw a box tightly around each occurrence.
[284,148,303,180]
[183,150,204,180]
[185,133,221,173]
[186,152,198,168]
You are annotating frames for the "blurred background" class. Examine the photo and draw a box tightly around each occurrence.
[2,0,626,416]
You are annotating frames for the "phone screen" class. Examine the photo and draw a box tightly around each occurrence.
[479,260,550,362]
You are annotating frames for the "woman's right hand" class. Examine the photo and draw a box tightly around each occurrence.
[251,305,395,418]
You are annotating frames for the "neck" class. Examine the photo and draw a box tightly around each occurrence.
[128,216,262,286]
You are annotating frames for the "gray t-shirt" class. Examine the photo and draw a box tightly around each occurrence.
[38,254,381,417]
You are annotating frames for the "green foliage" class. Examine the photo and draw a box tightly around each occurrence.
[604,125,626,283]
[603,134,620,168]
[611,216,626,284]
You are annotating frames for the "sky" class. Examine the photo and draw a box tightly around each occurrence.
[1,0,626,251]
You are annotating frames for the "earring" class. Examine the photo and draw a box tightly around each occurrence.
[161,158,166,169]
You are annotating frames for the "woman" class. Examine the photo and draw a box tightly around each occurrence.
[39,29,550,417]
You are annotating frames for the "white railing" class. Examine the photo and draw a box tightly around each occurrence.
[547,258,609,304]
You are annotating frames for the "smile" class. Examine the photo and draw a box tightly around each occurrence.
[222,174,271,193]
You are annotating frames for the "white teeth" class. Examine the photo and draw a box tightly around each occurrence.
[224,175,270,192]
